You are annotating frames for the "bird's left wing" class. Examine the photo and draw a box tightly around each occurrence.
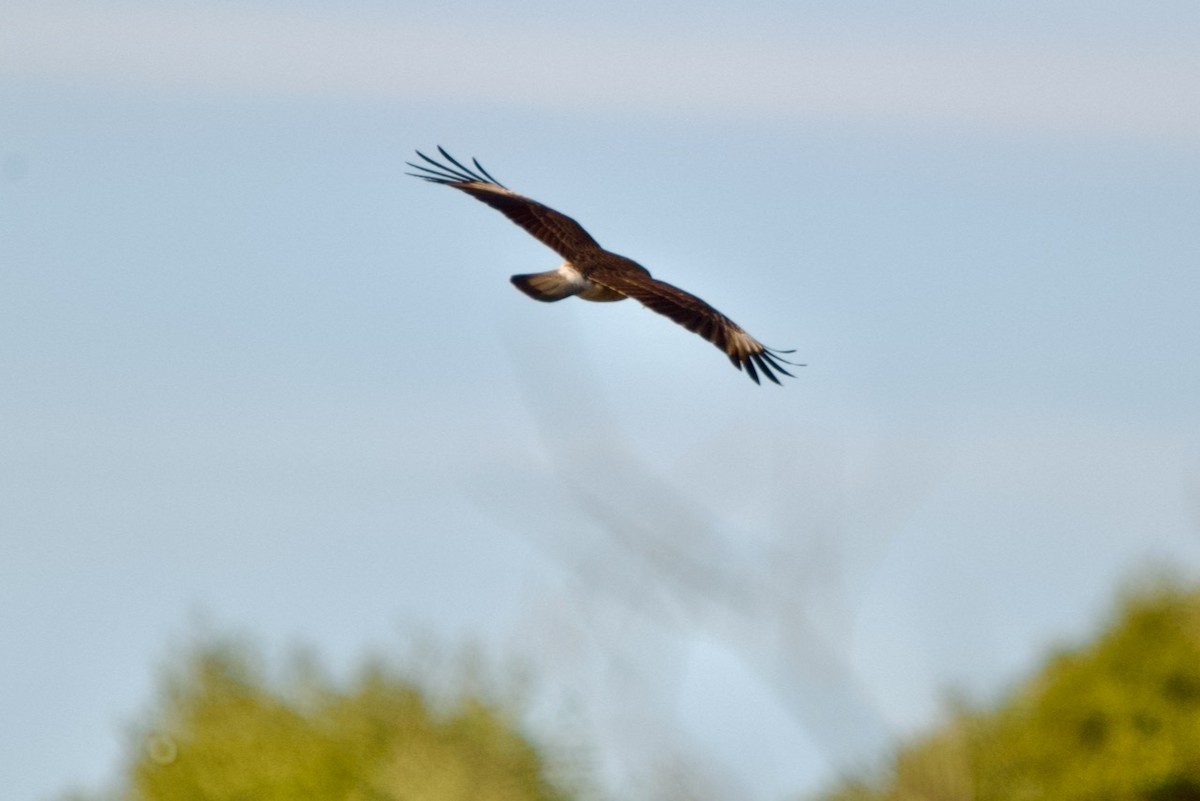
[587,266,798,385]
[407,147,603,262]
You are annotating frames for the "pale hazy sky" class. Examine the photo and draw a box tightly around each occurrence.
[3,3,1200,800]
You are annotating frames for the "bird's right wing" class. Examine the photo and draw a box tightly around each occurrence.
[586,266,799,385]
[407,147,603,262]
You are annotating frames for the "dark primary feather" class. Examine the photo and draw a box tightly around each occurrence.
[407,146,507,187]
[407,148,602,261]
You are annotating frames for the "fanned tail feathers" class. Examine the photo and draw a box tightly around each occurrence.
[511,270,579,302]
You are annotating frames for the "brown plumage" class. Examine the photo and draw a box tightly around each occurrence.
[407,147,799,384]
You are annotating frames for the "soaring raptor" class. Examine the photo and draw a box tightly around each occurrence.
[408,147,798,384]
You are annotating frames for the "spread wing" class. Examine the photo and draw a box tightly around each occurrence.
[587,265,799,385]
[407,147,603,262]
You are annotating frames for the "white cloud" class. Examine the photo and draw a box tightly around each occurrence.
[4,3,1200,141]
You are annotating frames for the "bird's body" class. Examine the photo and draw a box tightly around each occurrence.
[511,261,631,303]
[408,147,798,384]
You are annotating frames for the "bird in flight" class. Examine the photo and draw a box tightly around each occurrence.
[407,147,799,384]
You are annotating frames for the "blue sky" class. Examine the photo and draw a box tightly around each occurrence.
[3,2,1200,799]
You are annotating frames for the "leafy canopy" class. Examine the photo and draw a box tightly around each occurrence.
[81,640,575,801]
[819,582,1200,801]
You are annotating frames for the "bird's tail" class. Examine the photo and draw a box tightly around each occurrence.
[510,269,581,302]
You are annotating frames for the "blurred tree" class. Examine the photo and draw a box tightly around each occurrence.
[818,582,1200,801]
[76,640,577,801]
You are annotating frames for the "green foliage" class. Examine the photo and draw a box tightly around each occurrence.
[90,641,575,801]
[819,582,1200,801]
